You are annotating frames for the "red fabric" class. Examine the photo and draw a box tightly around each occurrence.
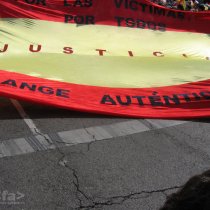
[1,0,210,118]
[0,0,210,33]
[1,70,210,119]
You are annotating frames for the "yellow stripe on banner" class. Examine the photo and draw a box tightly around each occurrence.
[0,18,210,88]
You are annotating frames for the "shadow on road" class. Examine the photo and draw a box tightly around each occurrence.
[1,96,210,122]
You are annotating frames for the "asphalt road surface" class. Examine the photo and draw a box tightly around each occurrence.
[0,96,210,210]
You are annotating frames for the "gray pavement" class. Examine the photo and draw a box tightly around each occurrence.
[0,97,210,210]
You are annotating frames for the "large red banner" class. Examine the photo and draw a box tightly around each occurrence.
[0,0,210,118]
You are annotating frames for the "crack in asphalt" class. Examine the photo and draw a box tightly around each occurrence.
[34,128,54,146]
[10,122,184,210]
[72,166,93,206]
[55,140,74,146]
[9,99,192,209]
[56,145,93,207]
[84,128,97,152]
[47,126,99,150]
[34,128,75,148]
[74,185,182,210]
[58,153,94,207]
[57,148,182,210]
[31,124,186,209]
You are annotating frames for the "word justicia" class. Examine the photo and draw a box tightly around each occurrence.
[0,44,210,60]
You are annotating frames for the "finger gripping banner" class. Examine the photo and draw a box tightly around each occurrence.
[0,0,210,118]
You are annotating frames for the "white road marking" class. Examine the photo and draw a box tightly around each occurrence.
[58,119,186,145]
[145,119,185,129]
[6,99,187,159]
[14,138,34,154]
[0,118,187,159]
[59,120,150,144]
[10,99,39,135]
[59,129,94,144]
